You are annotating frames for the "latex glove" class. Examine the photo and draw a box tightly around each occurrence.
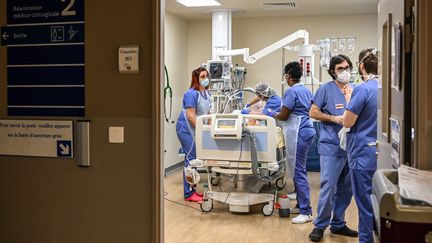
[338,127,350,151]
[241,109,250,114]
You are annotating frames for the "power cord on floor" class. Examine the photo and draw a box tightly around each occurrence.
[164,191,205,213]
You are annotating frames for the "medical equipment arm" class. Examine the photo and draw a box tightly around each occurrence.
[215,30,310,64]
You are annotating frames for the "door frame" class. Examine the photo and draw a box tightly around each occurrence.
[152,0,164,242]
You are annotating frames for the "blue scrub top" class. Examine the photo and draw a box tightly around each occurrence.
[263,95,282,116]
[177,88,208,133]
[283,84,315,140]
[313,81,352,157]
[346,79,378,170]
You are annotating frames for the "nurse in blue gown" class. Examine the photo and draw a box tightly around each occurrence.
[241,81,282,117]
[176,67,212,203]
[343,48,379,243]
[273,61,316,224]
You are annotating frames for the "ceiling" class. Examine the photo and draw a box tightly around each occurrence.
[166,0,379,20]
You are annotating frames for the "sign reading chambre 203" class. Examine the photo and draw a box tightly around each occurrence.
[0,120,73,158]
[1,0,85,117]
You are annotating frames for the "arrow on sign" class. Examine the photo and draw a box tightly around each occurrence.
[59,143,70,155]
[2,31,9,41]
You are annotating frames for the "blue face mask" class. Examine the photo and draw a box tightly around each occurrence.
[200,78,209,88]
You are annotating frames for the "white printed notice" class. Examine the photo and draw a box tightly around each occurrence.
[399,165,432,206]
[0,120,73,158]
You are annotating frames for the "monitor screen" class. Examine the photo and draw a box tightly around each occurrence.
[217,119,236,129]
[209,62,223,79]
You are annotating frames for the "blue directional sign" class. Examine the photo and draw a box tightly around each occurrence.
[7,0,84,24]
[57,140,72,157]
[1,24,84,46]
[4,0,85,117]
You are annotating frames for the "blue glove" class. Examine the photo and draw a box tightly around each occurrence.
[245,104,250,108]
[241,109,250,114]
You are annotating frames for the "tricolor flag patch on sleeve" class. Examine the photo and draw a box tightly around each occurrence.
[335,104,344,110]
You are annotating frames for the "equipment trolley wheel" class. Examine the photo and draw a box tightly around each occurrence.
[261,202,274,216]
[275,177,286,190]
[210,177,220,186]
[200,199,213,212]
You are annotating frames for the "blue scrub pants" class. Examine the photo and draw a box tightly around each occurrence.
[294,135,314,215]
[350,168,375,243]
[314,156,352,230]
[176,122,196,199]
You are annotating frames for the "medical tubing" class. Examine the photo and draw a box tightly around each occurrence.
[185,134,196,169]
[243,128,285,183]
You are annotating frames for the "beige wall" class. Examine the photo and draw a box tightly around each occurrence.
[164,12,189,169]
[188,14,378,96]
[0,0,155,242]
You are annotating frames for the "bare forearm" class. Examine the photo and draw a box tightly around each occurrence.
[311,110,337,123]
[310,104,340,124]
[247,96,260,107]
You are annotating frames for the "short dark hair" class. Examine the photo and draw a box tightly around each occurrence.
[358,48,378,75]
[284,61,302,82]
[328,54,353,80]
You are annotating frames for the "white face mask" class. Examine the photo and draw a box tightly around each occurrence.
[337,70,351,84]
[200,78,209,88]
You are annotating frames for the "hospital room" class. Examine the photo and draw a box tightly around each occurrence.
[162,0,432,243]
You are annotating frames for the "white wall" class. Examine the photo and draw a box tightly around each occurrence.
[164,12,189,169]
[188,14,378,96]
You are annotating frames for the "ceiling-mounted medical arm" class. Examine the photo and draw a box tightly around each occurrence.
[215,29,310,64]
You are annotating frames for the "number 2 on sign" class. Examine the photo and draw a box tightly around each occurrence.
[62,0,76,16]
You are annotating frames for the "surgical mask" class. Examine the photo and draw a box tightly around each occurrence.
[337,70,351,83]
[200,78,209,88]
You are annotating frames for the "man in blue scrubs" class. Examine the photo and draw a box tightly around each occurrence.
[308,55,358,241]
[343,48,379,243]
[274,61,316,224]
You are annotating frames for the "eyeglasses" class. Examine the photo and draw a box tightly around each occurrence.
[336,66,351,72]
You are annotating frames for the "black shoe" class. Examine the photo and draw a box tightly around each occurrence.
[309,227,324,242]
[330,225,358,237]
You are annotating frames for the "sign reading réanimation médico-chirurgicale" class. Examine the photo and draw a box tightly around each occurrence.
[0,120,73,158]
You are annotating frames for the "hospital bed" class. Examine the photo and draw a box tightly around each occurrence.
[191,113,286,215]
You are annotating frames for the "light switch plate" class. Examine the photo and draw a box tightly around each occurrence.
[109,127,124,143]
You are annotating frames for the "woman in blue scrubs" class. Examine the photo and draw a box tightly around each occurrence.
[273,61,316,224]
[176,67,212,203]
[241,81,282,116]
[343,48,379,243]
[308,55,358,241]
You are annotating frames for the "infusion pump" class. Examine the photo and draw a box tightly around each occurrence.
[211,114,243,140]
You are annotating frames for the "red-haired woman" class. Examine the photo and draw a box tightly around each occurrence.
[176,67,211,202]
